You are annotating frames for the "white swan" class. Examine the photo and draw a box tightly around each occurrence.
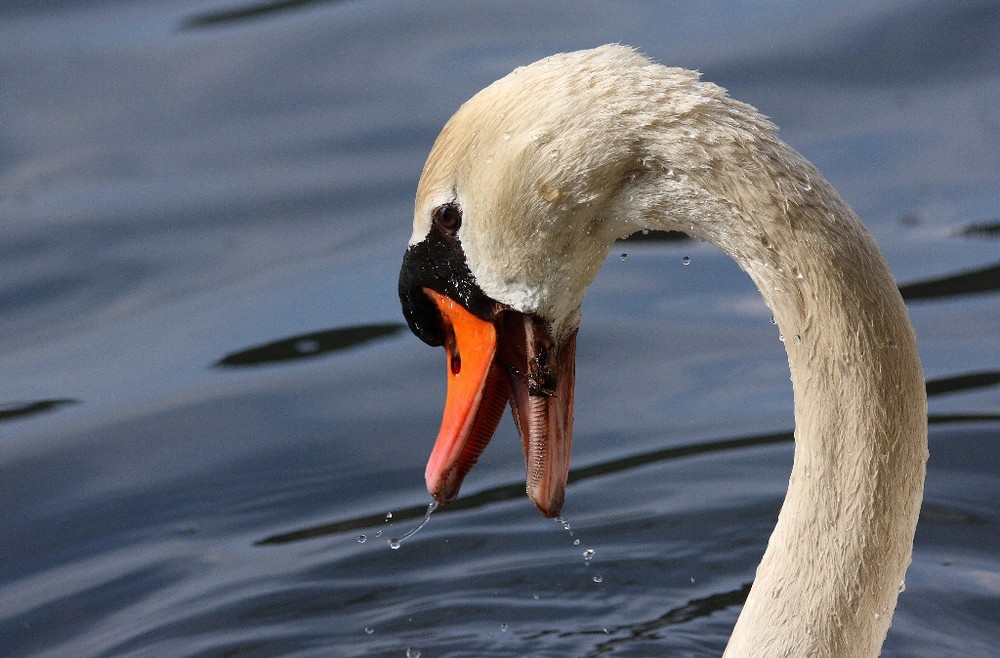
[398,45,927,657]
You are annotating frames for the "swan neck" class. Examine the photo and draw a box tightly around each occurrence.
[635,136,927,655]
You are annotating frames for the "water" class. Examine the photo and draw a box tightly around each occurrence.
[2,1,999,656]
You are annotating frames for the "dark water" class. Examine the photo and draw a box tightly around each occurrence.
[2,2,999,656]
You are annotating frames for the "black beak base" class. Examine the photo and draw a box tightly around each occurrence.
[398,227,498,346]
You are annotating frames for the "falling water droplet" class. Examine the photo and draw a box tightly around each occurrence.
[682,255,691,266]
[583,548,595,561]
[533,593,540,600]
[573,538,580,546]
[375,530,382,537]
[592,574,603,583]
[620,253,628,262]
[389,500,438,549]
[364,627,374,635]
[358,535,366,543]
[385,512,393,521]
[406,648,421,658]
[500,622,508,632]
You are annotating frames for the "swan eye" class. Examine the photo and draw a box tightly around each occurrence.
[432,203,462,234]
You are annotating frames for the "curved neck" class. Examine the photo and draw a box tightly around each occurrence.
[635,132,928,655]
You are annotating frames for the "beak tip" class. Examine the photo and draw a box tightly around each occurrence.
[529,489,565,519]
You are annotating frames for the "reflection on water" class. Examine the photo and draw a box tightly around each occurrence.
[0,398,79,423]
[1,1,998,657]
[216,323,405,367]
[179,0,346,30]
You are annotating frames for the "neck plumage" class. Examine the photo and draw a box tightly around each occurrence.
[627,116,928,656]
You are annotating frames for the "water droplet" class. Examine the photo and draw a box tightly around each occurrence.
[375,530,382,537]
[873,612,881,621]
[899,580,906,593]
[358,535,366,543]
[502,132,511,141]
[533,593,540,600]
[770,316,777,325]
[620,253,628,262]
[592,574,603,583]
[364,627,374,635]
[500,622,508,632]
[690,576,696,583]
[682,256,691,266]
[406,648,421,658]
[583,548,595,561]
[385,512,393,521]
[573,538,580,546]
[779,333,786,343]
[641,228,650,235]
[485,154,493,164]
[389,499,438,549]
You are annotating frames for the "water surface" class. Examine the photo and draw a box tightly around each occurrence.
[2,2,998,656]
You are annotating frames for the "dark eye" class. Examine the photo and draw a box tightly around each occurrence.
[432,203,462,234]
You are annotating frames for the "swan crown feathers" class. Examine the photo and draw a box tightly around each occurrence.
[412,44,793,342]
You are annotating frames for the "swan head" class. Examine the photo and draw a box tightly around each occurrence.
[399,45,747,516]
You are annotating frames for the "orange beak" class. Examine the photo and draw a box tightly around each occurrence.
[422,288,576,517]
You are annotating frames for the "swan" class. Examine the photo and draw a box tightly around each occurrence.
[398,45,927,657]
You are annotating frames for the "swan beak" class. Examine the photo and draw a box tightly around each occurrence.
[421,288,576,518]
[422,289,510,505]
